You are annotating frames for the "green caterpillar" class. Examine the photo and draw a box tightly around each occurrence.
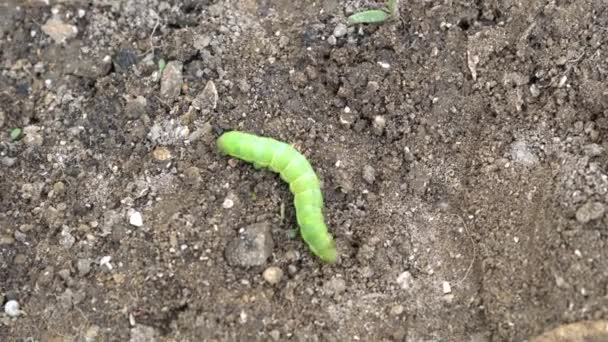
[217,131,337,263]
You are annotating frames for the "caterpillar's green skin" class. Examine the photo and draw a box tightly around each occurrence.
[217,131,337,263]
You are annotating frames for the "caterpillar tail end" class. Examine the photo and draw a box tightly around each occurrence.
[317,244,337,263]
[311,236,337,263]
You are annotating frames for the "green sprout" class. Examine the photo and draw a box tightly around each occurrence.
[347,0,398,25]
[158,58,166,75]
[10,128,22,141]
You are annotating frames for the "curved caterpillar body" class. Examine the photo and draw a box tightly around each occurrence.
[217,131,337,263]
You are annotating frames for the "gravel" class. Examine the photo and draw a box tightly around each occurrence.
[362,165,376,184]
[59,226,76,249]
[224,222,274,267]
[575,201,605,223]
[77,258,92,276]
[160,61,184,101]
[22,125,43,146]
[372,116,386,136]
[41,18,78,43]
[510,141,539,166]
[397,271,413,290]
[192,80,218,113]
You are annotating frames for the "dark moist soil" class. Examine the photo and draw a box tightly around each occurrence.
[2,0,608,341]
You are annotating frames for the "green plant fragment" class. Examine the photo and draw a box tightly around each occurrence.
[347,10,391,25]
[10,128,22,141]
[158,58,166,74]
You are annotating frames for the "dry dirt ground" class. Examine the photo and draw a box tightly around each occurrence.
[2,0,608,341]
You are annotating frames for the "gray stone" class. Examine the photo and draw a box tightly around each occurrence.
[22,125,43,146]
[1,156,16,167]
[576,201,605,223]
[59,226,76,249]
[41,18,78,43]
[510,141,539,166]
[160,61,183,101]
[225,222,274,267]
[396,271,413,290]
[583,143,603,157]
[362,165,376,184]
[333,23,348,38]
[372,116,386,136]
[192,80,217,112]
[77,258,92,276]
[327,35,337,46]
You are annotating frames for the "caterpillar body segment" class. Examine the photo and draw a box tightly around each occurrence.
[217,131,337,263]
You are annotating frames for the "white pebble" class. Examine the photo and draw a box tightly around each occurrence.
[262,266,284,285]
[4,300,21,317]
[396,271,413,290]
[378,61,391,69]
[100,255,113,270]
[129,211,143,227]
[442,281,452,294]
[222,198,234,209]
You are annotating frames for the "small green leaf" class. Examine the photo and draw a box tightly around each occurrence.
[347,10,391,25]
[158,58,166,74]
[10,128,22,141]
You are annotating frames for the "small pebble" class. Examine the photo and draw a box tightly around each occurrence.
[53,181,66,195]
[59,227,75,249]
[160,61,183,101]
[192,80,218,113]
[152,147,172,161]
[1,156,17,167]
[225,222,274,267]
[4,300,21,317]
[327,35,337,46]
[262,266,284,285]
[41,18,78,43]
[333,23,348,38]
[183,166,201,185]
[442,281,452,294]
[129,211,144,227]
[362,165,376,184]
[390,304,404,316]
[575,202,605,223]
[222,198,234,209]
[397,271,413,290]
[510,141,539,166]
[372,116,386,136]
[99,256,113,271]
[22,125,43,146]
[77,258,92,276]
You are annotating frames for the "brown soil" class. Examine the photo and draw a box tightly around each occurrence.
[2,0,608,341]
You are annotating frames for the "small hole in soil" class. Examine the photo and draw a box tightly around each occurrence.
[457,19,470,31]
[529,74,539,84]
